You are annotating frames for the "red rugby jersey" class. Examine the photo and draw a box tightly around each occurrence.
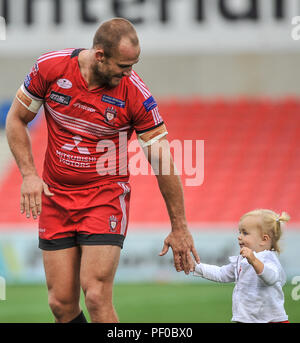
[23,48,164,190]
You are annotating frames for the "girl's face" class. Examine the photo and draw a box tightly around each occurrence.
[238,215,270,252]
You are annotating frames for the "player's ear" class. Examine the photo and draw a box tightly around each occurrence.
[94,49,105,63]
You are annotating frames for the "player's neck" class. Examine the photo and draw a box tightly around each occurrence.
[78,50,104,90]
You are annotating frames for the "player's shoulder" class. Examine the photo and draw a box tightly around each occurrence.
[124,70,154,107]
[35,48,76,74]
[37,48,76,65]
[33,48,78,81]
[125,70,148,92]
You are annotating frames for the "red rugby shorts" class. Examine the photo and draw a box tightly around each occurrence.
[38,182,130,250]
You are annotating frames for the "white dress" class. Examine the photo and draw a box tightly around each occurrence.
[193,250,288,323]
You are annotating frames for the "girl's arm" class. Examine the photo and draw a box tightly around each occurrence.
[240,247,280,285]
[194,262,236,283]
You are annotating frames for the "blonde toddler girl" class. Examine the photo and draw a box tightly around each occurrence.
[193,209,290,323]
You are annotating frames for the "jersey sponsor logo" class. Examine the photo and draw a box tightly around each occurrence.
[109,215,118,232]
[104,107,117,124]
[143,96,157,112]
[73,102,96,113]
[57,78,73,89]
[49,91,71,106]
[101,94,125,108]
[56,150,96,168]
[61,135,90,155]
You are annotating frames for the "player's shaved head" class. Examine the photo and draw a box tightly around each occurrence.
[93,18,139,58]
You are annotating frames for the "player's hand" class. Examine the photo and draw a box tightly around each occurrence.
[159,228,200,275]
[240,247,256,265]
[20,175,54,219]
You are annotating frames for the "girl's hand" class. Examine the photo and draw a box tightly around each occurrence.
[240,247,256,265]
[240,247,264,274]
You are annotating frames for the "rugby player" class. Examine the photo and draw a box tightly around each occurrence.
[6,18,200,323]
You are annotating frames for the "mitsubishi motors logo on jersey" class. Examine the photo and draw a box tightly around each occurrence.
[61,135,90,154]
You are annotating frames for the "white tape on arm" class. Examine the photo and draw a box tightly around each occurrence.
[16,85,43,113]
[137,131,168,148]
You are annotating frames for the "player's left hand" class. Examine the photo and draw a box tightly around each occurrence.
[159,228,200,275]
[240,247,256,264]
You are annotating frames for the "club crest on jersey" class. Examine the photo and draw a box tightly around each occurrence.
[57,78,72,89]
[109,215,118,232]
[104,107,117,124]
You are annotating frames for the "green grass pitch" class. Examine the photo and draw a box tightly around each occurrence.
[0,282,299,323]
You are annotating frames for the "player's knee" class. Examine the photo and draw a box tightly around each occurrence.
[48,296,65,318]
[84,282,113,312]
[48,293,78,320]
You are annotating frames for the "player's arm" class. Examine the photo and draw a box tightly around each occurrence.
[5,88,53,219]
[138,125,200,274]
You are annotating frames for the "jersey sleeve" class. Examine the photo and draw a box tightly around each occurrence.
[23,59,48,100]
[128,71,164,134]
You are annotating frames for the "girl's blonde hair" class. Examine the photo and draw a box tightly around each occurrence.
[240,209,290,253]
